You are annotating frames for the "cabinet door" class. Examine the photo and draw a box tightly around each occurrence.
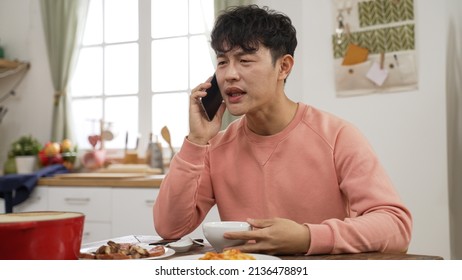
[1,187,49,214]
[81,222,112,244]
[14,187,49,213]
[48,187,113,244]
[112,188,159,237]
[48,187,112,222]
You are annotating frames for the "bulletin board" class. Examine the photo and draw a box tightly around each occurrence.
[331,0,418,97]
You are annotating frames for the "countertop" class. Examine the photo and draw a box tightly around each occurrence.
[38,173,164,188]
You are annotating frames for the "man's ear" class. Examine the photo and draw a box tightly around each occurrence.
[278,54,294,81]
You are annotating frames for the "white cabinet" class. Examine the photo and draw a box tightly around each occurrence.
[111,188,221,239]
[112,188,159,237]
[1,187,48,214]
[14,187,49,212]
[48,187,112,221]
[48,187,112,243]
[81,222,112,244]
[10,186,221,243]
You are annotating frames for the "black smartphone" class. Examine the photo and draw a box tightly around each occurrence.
[199,74,223,121]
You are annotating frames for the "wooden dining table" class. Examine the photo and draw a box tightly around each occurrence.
[165,243,444,260]
[80,235,444,260]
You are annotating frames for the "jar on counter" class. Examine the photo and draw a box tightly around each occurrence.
[0,38,4,59]
[146,134,164,173]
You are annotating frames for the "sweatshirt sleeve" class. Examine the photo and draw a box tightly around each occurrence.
[153,137,216,239]
[307,124,413,255]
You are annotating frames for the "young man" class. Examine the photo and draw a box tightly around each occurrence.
[154,5,412,255]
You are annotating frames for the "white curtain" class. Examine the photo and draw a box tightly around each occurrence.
[214,0,253,16]
[40,0,90,141]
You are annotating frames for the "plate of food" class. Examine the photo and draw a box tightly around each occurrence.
[79,240,175,260]
[171,249,280,260]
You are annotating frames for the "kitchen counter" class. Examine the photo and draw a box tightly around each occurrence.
[2,172,172,241]
[38,173,164,188]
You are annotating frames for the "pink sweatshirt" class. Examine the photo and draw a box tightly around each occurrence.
[154,103,412,255]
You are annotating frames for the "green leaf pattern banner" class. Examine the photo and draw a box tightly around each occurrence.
[358,0,413,27]
[333,24,415,58]
[332,0,418,97]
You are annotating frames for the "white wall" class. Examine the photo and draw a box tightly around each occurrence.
[446,0,462,260]
[0,0,54,163]
[258,0,451,259]
[0,0,454,259]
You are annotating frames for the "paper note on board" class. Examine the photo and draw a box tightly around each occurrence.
[366,62,389,86]
[342,44,369,66]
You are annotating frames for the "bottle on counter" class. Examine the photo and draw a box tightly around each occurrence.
[0,38,4,59]
[146,133,164,173]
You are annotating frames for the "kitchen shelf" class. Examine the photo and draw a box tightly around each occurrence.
[0,59,30,123]
[0,59,30,103]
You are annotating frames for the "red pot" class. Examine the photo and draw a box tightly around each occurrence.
[0,211,85,260]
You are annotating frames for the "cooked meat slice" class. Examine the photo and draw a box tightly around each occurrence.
[149,245,166,257]
[107,240,121,253]
[129,245,149,257]
[95,245,112,255]
[79,252,96,259]
[86,241,163,259]
[109,253,130,259]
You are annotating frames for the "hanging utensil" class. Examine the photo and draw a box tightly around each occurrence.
[135,133,140,150]
[124,131,128,153]
[161,126,175,159]
[0,106,7,123]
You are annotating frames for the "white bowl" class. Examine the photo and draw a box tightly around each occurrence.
[202,221,251,252]
[167,237,193,253]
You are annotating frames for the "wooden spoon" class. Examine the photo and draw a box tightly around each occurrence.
[161,126,175,159]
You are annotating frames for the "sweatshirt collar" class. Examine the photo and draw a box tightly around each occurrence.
[242,103,307,144]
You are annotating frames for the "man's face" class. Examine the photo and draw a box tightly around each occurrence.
[215,45,283,117]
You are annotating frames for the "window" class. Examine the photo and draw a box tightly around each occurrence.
[70,0,215,155]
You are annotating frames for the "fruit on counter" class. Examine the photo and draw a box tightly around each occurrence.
[38,150,63,166]
[44,142,61,156]
[60,139,73,152]
[38,139,78,170]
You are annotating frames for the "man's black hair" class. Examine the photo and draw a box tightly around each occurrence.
[211,5,297,64]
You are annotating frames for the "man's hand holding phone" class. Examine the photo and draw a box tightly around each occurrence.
[188,75,226,145]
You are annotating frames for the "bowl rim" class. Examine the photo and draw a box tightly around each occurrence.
[202,221,250,228]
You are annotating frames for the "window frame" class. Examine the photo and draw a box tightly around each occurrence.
[70,0,215,155]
